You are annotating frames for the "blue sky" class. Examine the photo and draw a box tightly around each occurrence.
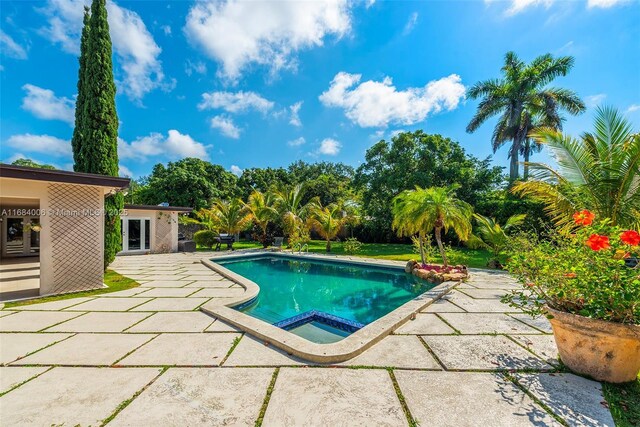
[1,0,639,179]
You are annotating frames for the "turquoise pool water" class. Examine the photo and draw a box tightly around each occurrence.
[217,255,434,341]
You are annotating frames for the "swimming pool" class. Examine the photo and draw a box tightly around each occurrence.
[217,255,435,343]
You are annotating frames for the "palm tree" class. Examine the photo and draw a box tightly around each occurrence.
[466,51,585,182]
[392,186,473,267]
[244,190,278,248]
[307,202,347,252]
[513,107,640,229]
[209,199,251,235]
[468,214,526,263]
[273,184,315,240]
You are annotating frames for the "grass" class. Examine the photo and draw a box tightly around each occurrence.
[3,269,140,308]
[603,375,640,427]
[199,239,501,269]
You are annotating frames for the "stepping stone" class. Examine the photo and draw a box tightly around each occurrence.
[65,297,152,312]
[223,336,306,366]
[133,287,199,298]
[130,297,210,312]
[509,313,553,333]
[12,333,156,366]
[447,293,517,313]
[458,288,511,299]
[187,287,246,298]
[516,373,615,427]
[263,368,406,426]
[0,367,160,426]
[395,371,559,426]
[511,335,560,365]
[0,311,83,332]
[184,280,237,288]
[339,335,441,369]
[132,280,194,288]
[45,312,151,333]
[95,287,152,297]
[439,313,540,334]
[395,313,457,334]
[126,312,215,333]
[0,333,73,364]
[422,335,551,370]
[0,366,49,394]
[12,297,95,311]
[108,367,273,426]
[117,333,241,366]
[205,319,242,332]
[420,299,465,313]
[135,274,189,281]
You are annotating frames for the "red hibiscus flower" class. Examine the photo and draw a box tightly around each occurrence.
[620,230,640,246]
[564,272,577,279]
[586,234,610,251]
[573,210,595,226]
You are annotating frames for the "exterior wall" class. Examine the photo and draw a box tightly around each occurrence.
[0,177,106,296]
[120,209,179,254]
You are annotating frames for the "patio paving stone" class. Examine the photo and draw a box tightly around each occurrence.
[108,367,272,426]
[419,298,466,313]
[11,297,95,311]
[65,297,152,312]
[439,313,542,334]
[130,297,210,311]
[223,335,306,366]
[509,313,553,333]
[0,311,83,332]
[262,368,406,427]
[135,274,189,281]
[515,373,615,427]
[186,287,246,298]
[45,312,152,333]
[394,313,457,334]
[132,280,194,288]
[510,335,560,365]
[0,311,18,318]
[0,366,49,394]
[446,293,518,313]
[395,371,559,426]
[133,287,200,298]
[339,335,441,369]
[118,332,241,366]
[12,333,156,366]
[0,333,73,364]
[126,312,215,333]
[184,280,237,288]
[95,287,153,297]
[0,367,160,426]
[458,288,512,299]
[205,319,243,332]
[422,335,551,370]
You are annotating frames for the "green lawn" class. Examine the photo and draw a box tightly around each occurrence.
[3,270,140,308]
[603,376,640,427]
[201,239,502,269]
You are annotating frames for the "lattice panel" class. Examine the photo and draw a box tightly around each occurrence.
[154,212,173,253]
[48,184,104,294]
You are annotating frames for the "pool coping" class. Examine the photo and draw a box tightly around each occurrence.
[199,251,459,363]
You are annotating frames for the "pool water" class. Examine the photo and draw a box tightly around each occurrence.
[218,255,434,342]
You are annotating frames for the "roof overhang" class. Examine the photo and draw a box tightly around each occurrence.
[124,204,193,213]
[0,164,130,189]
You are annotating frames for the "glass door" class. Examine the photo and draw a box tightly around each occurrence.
[122,218,151,252]
[4,218,25,256]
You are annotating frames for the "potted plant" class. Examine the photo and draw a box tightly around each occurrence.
[504,210,640,383]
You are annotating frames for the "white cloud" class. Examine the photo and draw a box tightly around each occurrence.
[21,84,75,125]
[626,104,640,113]
[210,115,241,139]
[585,93,607,108]
[289,101,303,127]
[38,0,167,101]
[318,138,341,155]
[199,91,274,114]
[185,59,207,76]
[320,72,466,128]
[230,165,243,176]
[118,130,209,160]
[6,134,71,157]
[484,0,554,15]
[288,137,306,147]
[587,0,629,8]
[119,164,133,177]
[184,0,352,80]
[0,30,27,59]
[402,12,418,35]
[161,25,171,35]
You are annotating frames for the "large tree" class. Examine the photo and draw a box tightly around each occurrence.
[466,52,585,182]
[72,0,122,269]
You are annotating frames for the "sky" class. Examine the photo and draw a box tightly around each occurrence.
[1,0,639,179]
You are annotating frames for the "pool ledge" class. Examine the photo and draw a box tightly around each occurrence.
[199,252,459,363]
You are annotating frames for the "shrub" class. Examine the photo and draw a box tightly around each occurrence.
[504,210,640,324]
[193,230,217,249]
[445,246,471,266]
[411,235,437,264]
[343,237,362,254]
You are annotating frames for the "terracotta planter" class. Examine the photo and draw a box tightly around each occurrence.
[546,306,640,383]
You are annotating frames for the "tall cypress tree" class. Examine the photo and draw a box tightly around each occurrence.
[72,0,123,269]
[71,6,90,168]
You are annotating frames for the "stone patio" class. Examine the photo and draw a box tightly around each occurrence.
[0,251,616,426]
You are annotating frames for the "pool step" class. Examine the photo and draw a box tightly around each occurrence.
[273,310,364,334]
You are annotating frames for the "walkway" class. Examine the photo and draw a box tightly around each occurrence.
[0,251,614,426]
